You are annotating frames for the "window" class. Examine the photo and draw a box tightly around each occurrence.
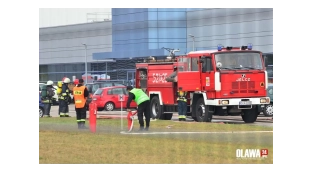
[123,88,128,95]
[86,84,93,93]
[94,89,103,95]
[112,88,124,95]
[178,57,191,72]
[191,58,199,71]
[107,89,112,95]
[92,84,100,94]
[215,52,263,70]
[266,65,273,78]
[201,57,212,72]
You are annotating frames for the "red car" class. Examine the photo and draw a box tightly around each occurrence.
[92,86,137,111]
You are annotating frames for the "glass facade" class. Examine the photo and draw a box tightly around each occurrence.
[93,8,187,60]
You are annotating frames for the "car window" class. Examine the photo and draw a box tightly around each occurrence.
[107,89,112,95]
[92,84,100,94]
[123,88,128,95]
[86,84,93,93]
[112,88,124,95]
[94,89,103,95]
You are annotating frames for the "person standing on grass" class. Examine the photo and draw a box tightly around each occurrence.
[73,79,89,129]
[177,88,188,121]
[126,86,150,131]
[41,80,55,117]
[59,78,71,117]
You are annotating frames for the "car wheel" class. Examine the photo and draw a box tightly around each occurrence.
[263,103,273,116]
[105,102,115,111]
[39,107,44,118]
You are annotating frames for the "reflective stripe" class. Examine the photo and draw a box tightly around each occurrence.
[42,99,51,103]
[77,120,81,122]
[177,98,187,102]
[62,93,67,96]
[80,119,86,121]
[60,113,65,116]
[178,115,186,118]
[75,100,82,103]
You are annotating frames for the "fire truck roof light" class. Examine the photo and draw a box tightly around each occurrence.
[247,43,252,50]
[217,44,223,51]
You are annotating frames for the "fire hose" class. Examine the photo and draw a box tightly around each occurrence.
[127,110,138,132]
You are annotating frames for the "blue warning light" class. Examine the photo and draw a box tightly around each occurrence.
[247,43,252,50]
[217,44,223,51]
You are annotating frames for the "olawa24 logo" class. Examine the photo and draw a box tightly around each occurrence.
[236,149,268,159]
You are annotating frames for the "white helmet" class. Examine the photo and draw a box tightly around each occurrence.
[47,80,53,85]
[63,78,70,83]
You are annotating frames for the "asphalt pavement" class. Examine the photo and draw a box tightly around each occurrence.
[48,104,273,127]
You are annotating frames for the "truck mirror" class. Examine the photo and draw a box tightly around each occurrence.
[216,62,222,68]
[199,59,204,63]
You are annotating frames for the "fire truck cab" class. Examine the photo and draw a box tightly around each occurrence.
[135,44,270,123]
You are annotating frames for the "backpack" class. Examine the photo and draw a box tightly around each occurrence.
[40,84,48,99]
[41,85,55,99]
[56,81,62,95]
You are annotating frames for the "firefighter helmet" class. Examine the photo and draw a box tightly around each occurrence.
[63,78,70,83]
[73,79,79,85]
[47,80,53,85]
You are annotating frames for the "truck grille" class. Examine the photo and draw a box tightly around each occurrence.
[232,81,255,93]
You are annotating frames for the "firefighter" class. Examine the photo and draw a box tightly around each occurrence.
[177,89,188,121]
[59,77,71,117]
[126,86,150,131]
[42,80,55,117]
[73,79,89,129]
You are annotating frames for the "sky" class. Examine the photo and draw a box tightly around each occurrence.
[32,8,111,28]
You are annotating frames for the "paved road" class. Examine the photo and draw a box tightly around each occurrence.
[48,104,273,127]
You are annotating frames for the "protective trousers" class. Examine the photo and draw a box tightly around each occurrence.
[75,107,87,129]
[59,99,69,117]
[137,100,151,130]
[178,100,187,121]
[43,103,51,116]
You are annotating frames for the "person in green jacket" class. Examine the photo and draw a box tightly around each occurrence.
[126,86,150,131]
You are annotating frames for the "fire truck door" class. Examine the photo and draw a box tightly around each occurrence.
[177,57,202,91]
[200,56,215,91]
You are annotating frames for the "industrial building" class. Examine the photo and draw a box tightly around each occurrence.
[39,8,273,83]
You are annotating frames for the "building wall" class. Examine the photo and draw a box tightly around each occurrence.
[186,8,273,53]
[39,21,112,82]
[93,8,187,60]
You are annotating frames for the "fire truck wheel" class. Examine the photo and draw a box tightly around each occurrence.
[195,98,212,122]
[104,102,115,111]
[263,103,273,116]
[150,96,163,119]
[241,107,258,123]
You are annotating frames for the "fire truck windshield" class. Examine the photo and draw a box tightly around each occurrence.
[215,52,263,70]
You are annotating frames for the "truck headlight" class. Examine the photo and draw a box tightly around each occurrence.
[269,89,273,95]
[260,98,270,103]
[218,100,229,105]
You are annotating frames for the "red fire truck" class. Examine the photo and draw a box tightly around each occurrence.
[134,44,270,123]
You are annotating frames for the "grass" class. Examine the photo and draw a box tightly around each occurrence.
[39,117,273,164]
